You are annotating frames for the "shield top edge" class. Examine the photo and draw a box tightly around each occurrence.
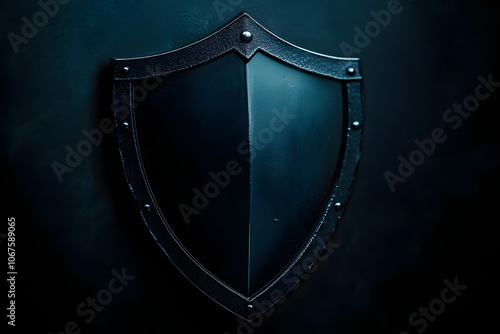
[110,12,362,81]
[243,12,359,62]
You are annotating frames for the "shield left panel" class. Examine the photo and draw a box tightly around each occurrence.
[133,52,251,295]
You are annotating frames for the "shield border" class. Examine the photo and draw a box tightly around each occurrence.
[111,12,363,321]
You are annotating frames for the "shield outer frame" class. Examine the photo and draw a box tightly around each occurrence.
[111,12,363,321]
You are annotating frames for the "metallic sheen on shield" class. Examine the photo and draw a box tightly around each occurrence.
[111,12,364,321]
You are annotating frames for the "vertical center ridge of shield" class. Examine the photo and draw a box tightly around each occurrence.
[245,57,252,297]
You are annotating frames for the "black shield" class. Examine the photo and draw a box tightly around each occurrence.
[111,13,363,320]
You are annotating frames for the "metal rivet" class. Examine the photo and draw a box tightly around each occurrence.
[241,31,253,42]
[122,122,130,129]
[351,121,360,130]
[334,202,342,211]
[143,204,151,212]
[346,67,356,76]
[122,66,130,74]
[247,304,254,311]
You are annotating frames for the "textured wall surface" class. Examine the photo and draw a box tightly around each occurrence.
[2,0,499,333]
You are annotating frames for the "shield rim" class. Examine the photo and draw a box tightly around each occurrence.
[111,12,363,321]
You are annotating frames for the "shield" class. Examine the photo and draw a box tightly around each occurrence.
[111,12,363,321]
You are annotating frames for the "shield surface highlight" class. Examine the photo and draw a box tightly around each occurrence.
[111,12,363,320]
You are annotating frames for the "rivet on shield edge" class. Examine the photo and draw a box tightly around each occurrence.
[346,67,356,76]
[122,122,130,129]
[142,204,151,212]
[241,31,253,42]
[334,202,342,211]
[247,304,254,311]
[122,66,130,74]
[351,121,360,130]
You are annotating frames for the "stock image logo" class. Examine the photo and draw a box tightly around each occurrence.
[384,74,499,192]
[399,277,467,334]
[7,0,72,54]
[48,268,135,334]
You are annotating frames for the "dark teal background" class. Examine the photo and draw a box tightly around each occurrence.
[1,0,499,333]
